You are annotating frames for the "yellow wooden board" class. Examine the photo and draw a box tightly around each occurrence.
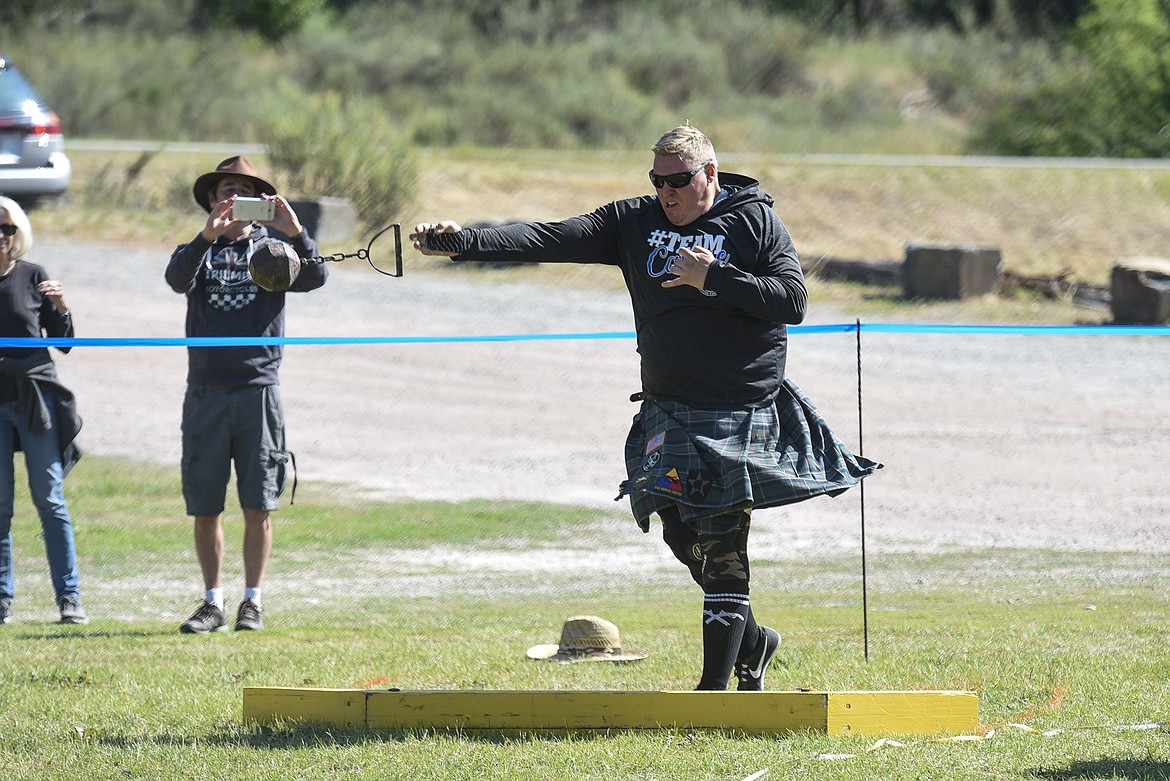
[243,688,978,737]
[365,690,827,734]
[242,687,367,729]
[825,691,980,737]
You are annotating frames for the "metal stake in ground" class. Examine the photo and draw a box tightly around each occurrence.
[856,317,869,662]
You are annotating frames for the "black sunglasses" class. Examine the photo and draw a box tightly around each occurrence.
[0,224,16,237]
[648,161,710,190]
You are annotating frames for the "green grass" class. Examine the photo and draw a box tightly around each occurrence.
[69,458,600,552]
[0,458,1166,779]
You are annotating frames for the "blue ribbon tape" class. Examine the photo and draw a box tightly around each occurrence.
[3,322,1169,348]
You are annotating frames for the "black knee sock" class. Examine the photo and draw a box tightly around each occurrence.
[661,506,704,587]
[738,606,761,661]
[696,589,750,690]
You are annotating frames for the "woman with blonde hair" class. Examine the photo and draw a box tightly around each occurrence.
[0,196,87,625]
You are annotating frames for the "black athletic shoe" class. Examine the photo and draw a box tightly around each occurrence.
[735,626,781,691]
[179,601,227,634]
[0,599,11,625]
[234,599,263,631]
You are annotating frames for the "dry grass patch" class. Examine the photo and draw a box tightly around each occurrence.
[45,148,1170,296]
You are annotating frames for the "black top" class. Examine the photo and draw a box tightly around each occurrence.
[439,173,808,408]
[0,260,73,403]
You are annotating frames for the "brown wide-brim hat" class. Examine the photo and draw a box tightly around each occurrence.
[526,615,647,664]
[192,155,277,212]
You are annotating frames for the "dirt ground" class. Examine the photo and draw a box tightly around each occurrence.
[39,235,1170,576]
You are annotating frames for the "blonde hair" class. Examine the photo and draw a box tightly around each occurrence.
[652,125,717,167]
[0,196,33,260]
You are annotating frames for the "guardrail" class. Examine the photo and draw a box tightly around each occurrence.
[64,142,1170,169]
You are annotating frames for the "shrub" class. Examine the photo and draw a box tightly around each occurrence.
[0,0,980,155]
[261,87,418,229]
[970,0,1170,156]
[969,67,1107,156]
[192,0,325,41]
[586,18,726,109]
[287,9,459,95]
[13,29,264,141]
[720,8,813,98]
[816,76,901,129]
[911,29,1065,119]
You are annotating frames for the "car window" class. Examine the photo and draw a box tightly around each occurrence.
[0,61,44,116]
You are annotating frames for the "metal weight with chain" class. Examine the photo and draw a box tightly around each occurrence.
[303,223,403,277]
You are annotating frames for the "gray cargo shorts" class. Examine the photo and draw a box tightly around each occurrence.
[181,384,292,516]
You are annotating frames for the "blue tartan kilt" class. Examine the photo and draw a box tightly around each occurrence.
[617,378,882,527]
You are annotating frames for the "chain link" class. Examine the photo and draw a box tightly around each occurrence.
[306,249,369,265]
[300,223,400,277]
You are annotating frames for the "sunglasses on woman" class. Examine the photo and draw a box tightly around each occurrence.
[0,224,16,237]
[648,161,710,190]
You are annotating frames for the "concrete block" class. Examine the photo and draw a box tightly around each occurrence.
[903,244,1003,300]
[1111,256,1170,324]
[288,196,358,243]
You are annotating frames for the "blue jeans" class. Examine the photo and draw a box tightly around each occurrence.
[0,396,80,603]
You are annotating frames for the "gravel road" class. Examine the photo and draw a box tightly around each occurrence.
[38,236,1170,566]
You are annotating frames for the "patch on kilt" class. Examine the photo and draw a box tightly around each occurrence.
[642,450,661,471]
[653,467,684,497]
[685,469,713,502]
[644,430,665,455]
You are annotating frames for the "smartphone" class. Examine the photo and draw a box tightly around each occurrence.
[232,196,275,222]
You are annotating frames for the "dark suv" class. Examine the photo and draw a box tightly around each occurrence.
[0,56,71,204]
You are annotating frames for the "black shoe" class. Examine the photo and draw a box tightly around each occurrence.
[58,594,89,625]
[179,601,227,634]
[0,599,11,625]
[735,626,781,691]
[235,599,263,631]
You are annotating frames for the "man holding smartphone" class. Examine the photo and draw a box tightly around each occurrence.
[165,156,328,633]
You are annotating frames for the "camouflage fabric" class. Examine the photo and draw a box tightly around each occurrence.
[617,379,881,528]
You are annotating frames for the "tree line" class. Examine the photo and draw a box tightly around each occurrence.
[0,0,1102,40]
[4,0,1170,158]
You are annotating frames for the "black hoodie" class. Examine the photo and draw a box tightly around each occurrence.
[445,173,807,408]
[165,226,327,386]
